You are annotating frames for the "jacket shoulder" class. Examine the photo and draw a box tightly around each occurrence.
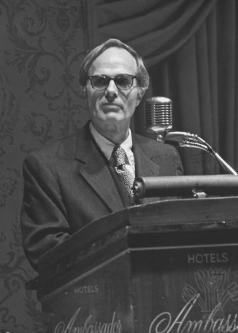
[25,134,76,164]
[24,125,90,165]
[133,132,178,155]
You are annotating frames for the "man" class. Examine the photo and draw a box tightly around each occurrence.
[21,38,183,270]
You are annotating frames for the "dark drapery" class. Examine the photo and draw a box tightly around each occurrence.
[89,0,216,64]
[87,0,238,175]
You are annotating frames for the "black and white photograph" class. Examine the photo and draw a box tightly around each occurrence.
[0,1,238,332]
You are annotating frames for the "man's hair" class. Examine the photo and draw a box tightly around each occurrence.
[79,38,149,89]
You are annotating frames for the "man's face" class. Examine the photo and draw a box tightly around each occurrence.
[86,47,142,132]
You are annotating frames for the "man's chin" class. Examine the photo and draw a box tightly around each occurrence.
[92,114,128,127]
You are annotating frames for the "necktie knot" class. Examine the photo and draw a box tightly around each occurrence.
[111,145,129,168]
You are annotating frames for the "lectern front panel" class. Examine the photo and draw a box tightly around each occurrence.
[40,252,133,333]
[40,244,238,333]
[131,245,238,333]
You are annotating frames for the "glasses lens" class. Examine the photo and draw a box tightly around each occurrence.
[115,75,134,90]
[91,76,109,89]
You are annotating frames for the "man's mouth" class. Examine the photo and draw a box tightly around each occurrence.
[102,104,121,112]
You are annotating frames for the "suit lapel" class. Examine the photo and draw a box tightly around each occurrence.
[74,126,124,212]
[73,126,160,210]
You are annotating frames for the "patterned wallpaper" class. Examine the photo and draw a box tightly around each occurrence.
[0,0,88,331]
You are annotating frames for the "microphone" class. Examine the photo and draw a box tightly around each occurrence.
[145,96,173,141]
[145,96,238,175]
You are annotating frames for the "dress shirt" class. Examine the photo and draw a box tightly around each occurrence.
[89,123,135,174]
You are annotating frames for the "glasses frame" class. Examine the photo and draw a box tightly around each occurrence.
[88,74,137,91]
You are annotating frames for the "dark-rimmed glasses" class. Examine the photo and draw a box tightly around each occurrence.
[88,74,137,91]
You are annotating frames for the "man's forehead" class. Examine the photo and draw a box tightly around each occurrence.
[89,47,137,74]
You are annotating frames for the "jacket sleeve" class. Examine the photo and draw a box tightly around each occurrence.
[21,152,71,270]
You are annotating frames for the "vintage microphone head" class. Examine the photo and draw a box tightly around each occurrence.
[145,96,173,140]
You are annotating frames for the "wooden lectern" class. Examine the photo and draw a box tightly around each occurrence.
[38,195,238,333]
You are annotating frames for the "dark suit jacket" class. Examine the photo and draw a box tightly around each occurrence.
[21,124,183,269]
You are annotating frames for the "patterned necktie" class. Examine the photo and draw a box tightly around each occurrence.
[111,145,135,198]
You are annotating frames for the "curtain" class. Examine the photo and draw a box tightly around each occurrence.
[149,0,238,175]
[149,6,220,174]
[87,0,238,175]
[89,0,217,65]
[217,0,238,170]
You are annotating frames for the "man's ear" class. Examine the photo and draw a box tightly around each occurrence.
[136,87,146,106]
[80,85,87,98]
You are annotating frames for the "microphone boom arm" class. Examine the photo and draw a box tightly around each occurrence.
[164,131,238,176]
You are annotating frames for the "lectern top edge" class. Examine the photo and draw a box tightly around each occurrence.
[39,196,238,271]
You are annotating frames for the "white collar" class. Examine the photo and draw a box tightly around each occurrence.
[89,122,133,161]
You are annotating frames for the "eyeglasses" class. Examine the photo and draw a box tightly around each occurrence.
[88,74,137,91]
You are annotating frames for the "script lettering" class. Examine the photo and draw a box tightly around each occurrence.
[149,294,238,333]
[54,307,122,333]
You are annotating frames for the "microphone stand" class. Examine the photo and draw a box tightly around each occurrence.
[164,131,238,176]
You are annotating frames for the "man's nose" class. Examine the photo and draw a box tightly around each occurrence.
[105,79,118,101]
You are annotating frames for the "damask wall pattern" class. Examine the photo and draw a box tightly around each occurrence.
[0,0,89,331]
